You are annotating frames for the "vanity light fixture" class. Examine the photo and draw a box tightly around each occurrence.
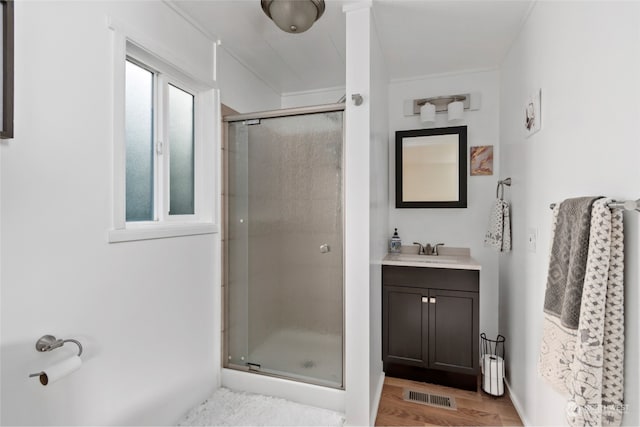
[261,0,325,34]
[414,94,470,122]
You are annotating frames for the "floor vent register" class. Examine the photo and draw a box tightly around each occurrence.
[402,389,457,411]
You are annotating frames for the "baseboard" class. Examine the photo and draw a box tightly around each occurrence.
[383,362,477,391]
[505,380,529,426]
[370,371,385,425]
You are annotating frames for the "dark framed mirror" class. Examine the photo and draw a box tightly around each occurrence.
[0,0,13,139]
[395,126,467,208]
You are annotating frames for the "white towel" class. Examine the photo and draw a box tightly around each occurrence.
[484,199,511,252]
[566,199,625,426]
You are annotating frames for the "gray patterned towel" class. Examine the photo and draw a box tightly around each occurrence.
[484,199,511,252]
[543,196,601,329]
[539,196,600,394]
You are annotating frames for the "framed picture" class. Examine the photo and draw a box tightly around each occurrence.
[0,0,13,139]
[525,89,541,137]
[470,145,493,176]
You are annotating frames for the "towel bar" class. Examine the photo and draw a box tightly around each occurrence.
[549,199,640,212]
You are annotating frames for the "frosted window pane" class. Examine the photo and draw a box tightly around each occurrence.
[125,60,154,222]
[168,85,195,215]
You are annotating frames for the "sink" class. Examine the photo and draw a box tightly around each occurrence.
[389,254,458,264]
[383,248,481,271]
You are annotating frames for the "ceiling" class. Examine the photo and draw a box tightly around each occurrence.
[173,0,534,94]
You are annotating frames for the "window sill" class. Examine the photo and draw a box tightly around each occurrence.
[108,222,218,243]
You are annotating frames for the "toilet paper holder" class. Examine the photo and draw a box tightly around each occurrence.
[28,335,83,379]
[34,334,83,356]
[480,333,506,397]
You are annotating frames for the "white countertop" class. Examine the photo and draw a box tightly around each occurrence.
[382,253,481,271]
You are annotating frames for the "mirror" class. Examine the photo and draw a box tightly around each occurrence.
[0,0,14,139]
[395,126,467,208]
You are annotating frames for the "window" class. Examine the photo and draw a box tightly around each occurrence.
[109,35,217,243]
[167,84,195,216]
[125,60,155,222]
[124,60,196,222]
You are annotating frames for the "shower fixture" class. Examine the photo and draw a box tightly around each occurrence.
[261,0,325,33]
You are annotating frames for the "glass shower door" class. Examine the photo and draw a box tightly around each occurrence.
[225,110,343,388]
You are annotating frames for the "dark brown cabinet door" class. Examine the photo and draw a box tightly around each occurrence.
[427,289,479,374]
[382,286,428,367]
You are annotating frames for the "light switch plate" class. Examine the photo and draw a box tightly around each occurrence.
[527,227,538,253]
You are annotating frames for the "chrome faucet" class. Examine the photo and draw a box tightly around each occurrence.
[413,242,445,255]
[433,243,445,256]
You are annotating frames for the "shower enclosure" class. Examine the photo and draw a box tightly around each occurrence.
[223,104,344,389]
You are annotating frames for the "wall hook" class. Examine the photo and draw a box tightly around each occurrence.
[351,94,363,106]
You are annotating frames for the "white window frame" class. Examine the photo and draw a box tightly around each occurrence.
[108,19,219,243]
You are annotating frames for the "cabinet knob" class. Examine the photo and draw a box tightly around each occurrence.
[421,296,429,303]
[430,297,436,304]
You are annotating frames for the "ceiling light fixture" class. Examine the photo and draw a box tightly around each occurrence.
[261,0,326,34]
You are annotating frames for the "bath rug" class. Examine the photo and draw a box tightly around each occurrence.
[177,387,345,427]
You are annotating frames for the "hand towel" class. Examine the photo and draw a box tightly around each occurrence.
[544,196,601,329]
[484,199,511,252]
[539,196,600,394]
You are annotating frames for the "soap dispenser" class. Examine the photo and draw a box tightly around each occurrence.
[389,228,402,253]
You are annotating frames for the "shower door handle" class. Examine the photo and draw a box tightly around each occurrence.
[320,244,330,253]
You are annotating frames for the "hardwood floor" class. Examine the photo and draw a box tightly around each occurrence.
[375,376,523,426]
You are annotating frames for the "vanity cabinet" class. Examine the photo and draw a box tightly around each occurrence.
[382,264,479,390]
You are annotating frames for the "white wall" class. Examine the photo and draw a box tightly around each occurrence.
[281,87,345,109]
[217,46,280,113]
[0,1,277,425]
[344,2,372,425]
[388,70,501,339]
[499,2,640,425]
[368,11,389,424]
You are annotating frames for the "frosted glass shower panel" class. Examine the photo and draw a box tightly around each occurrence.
[226,123,250,368]
[168,84,195,216]
[226,110,344,388]
[125,60,154,222]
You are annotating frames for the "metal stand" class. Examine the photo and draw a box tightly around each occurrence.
[480,333,505,397]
